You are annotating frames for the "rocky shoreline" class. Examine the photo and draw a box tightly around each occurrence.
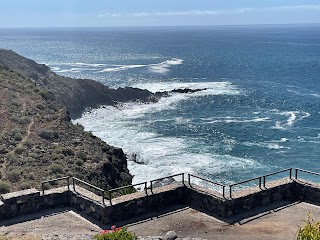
[0,49,208,192]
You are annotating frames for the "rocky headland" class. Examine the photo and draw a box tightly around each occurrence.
[0,49,206,193]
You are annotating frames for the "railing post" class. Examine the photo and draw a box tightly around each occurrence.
[150,181,153,192]
[109,191,112,205]
[144,182,148,195]
[289,168,292,179]
[72,177,76,191]
[259,177,261,189]
[295,169,298,179]
[222,186,225,198]
[102,190,105,205]
[229,185,232,198]
[67,177,70,190]
[188,174,191,185]
[263,176,266,188]
[182,173,185,185]
[42,183,44,195]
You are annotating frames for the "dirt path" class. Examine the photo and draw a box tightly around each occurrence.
[1,92,34,179]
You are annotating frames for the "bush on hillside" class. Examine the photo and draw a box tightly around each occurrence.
[39,129,59,140]
[0,181,11,194]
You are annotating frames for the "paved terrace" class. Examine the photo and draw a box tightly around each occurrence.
[1,168,320,239]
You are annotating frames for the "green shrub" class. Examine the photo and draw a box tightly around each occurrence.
[14,146,24,154]
[23,140,33,148]
[7,169,21,182]
[77,151,87,161]
[0,181,11,194]
[36,103,45,110]
[28,152,38,159]
[0,145,8,154]
[19,181,31,190]
[94,226,137,240]
[39,89,55,101]
[6,153,18,163]
[14,132,22,141]
[10,128,22,136]
[27,173,36,180]
[39,129,59,140]
[49,164,64,174]
[75,159,84,166]
[297,212,320,240]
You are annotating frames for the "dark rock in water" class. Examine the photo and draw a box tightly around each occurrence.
[152,177,176,188]
[127,153,145,164]
[171,88,207,94]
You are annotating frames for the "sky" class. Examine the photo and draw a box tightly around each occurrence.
[1,0,320,28]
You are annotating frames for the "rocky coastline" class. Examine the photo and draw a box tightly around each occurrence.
[0,49,207,192]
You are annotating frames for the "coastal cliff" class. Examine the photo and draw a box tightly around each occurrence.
[0,62,132,192]
[0,49,206,193]
[0,49,160,119]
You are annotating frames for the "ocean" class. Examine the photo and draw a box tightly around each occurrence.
[1,25,320,185]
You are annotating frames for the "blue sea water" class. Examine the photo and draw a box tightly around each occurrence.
[1,25,320,185]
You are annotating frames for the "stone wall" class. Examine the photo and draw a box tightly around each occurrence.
[0,187,70,220]
[1,179,320,223]
[186,179,298,218]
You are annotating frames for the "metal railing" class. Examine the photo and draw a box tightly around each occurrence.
[262,168,292,187]
[229,176,262,198]
[72,177,105,205]
[150,173,185,192]
[187,173,226,198]
[295,168,320,180]
[40,168,317,205]
[41,176,70,195]
[108,181,148,205]
[229,168,292,198]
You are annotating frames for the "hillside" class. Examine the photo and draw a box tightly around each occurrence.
[0,65,132,193]
[0,49,160,119]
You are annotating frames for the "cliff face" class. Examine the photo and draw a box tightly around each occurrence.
[0,65,132,193]
[0,49,158,119]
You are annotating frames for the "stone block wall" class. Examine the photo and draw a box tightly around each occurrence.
[69,184,186,224]
[186,179,298,218]
[1,179,320,224]
[0,187,70,220]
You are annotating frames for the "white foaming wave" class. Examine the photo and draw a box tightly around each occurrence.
[132,81,241,96]
[205,117,270,124]
[98,58,183,73]
[99,64,147,72]
[243,141,290,150]
[55,68,83,73]
[271,110,310,130]
[148,58,184,74]
[75,101,259,184]
[311,93,320,98]
[73,62,108,67]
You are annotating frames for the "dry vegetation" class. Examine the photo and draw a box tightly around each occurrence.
[0,65,132,193]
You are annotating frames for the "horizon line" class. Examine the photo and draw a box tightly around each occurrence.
[1,22,320,29]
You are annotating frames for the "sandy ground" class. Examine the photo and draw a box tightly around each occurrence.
[1,201,320,239]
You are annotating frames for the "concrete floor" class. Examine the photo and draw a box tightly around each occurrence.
[1,201,320,239]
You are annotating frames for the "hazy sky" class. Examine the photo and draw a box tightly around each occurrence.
[1,0,320,27]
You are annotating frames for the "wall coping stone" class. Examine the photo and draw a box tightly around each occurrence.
[1,188,39,201]
[231,178,294,199]
[43,186,70,195]
[111,182,183,205]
